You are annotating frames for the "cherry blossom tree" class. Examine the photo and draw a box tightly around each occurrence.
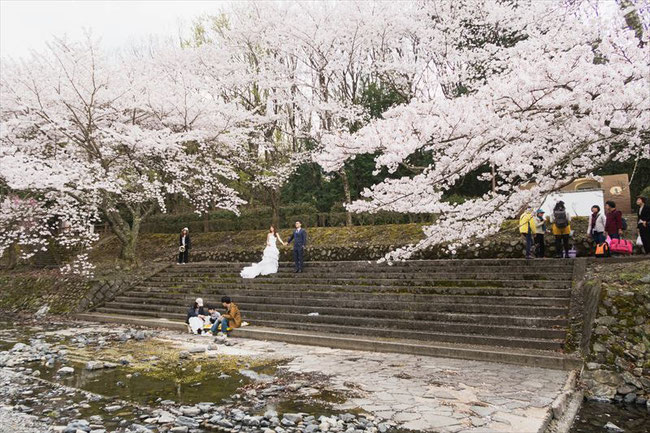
[0,37,247,269]
[188,7,314,227]
[316,0,650,260]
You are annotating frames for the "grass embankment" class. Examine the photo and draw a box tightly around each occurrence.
[89,223,428,266]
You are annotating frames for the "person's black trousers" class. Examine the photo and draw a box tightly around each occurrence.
[178,249,189,263]
[293,247,304,271]
[554,235,570,258]
[640,226,650,254]
[534,234,545,258]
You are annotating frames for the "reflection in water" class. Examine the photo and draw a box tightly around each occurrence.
[33,359,252,406]
[570,400,650,433]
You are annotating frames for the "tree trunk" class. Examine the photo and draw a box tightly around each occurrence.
[270,189,281,228]
[105,203,143,264]
[7,242,18,269]
[119,212,141,263]
[339,168,353,227]
[119,234,138,262]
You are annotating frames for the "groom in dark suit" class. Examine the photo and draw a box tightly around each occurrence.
[287,220,307,272]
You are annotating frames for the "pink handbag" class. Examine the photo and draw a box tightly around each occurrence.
[610,238,633,255]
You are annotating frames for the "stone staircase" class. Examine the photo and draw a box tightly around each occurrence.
[80,259,582,369]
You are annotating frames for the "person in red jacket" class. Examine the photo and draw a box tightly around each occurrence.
[604,201,623,240]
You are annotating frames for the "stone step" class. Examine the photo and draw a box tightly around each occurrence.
[104,300,568,327]
[134,284,571,298]
[140,277,570,289]
[148,272,574,283]
[76,314,581,369]
[242,319,565,351]
[158,267,574,278]
[93,308,563,351]
[165,260,573,273]
[166,259,575,268]
[113,293,569,315]
[95,307,566,341]
[122,290,570,307]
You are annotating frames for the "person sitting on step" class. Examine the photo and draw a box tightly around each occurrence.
[212,296,241,336]
[186,297,207,334]
[208,307,221,326]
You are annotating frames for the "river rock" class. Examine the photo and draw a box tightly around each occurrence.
[197,402,214,412]
[127,424,151,433]
[617,383,636,394]
[265,410,279,419]
[217,419,234,428]
[188,346,206,354]
[622,372,642,389]
[178,351,189,359]
[58,366,74,375]
[377,423,390,433]
[64,419,91,433]
[169,427,188,433]
[604,422,624,432]
[104,405,122,413]
[587,384,616,401]
[624,392,637,403]
[175,416,199,428]
[592,370,622,386]
[35,305,50,319]
[157,411,176,424]
[85,361,105,371]
[180,406,201,417]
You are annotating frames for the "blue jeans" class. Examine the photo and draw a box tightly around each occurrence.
[608,233,620,240]
[211,318,229,335]
[592,231,605,244]
[524,233,533,258]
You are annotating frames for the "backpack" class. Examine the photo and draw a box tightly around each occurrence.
[621,217,628,231]
[595,242,610,258]
[554,209,568,228]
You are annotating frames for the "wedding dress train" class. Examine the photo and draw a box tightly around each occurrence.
[240,234,280,279]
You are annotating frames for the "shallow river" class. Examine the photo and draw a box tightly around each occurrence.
[569,400,650,433]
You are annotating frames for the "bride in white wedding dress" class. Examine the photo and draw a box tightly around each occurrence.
[240,226,286,279]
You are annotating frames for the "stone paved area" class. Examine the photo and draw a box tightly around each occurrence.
[0,403,49,433]
[162,331,570,433]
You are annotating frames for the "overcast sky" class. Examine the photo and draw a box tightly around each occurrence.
[0,0,226,58]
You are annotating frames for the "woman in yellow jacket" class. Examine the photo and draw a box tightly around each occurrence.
[550,201,571,258]
[519,209,536,259]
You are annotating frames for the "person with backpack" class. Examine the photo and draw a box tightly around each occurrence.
[604,201,623,240]
[519,208,536,259]
[587,205,607,245]
[534,209,546,258]
[550,201,572,258]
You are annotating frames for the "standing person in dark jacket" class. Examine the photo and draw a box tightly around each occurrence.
[637,196,650,254]
[178,227,191,264]
[287,220,307,273]
[605,201,623,240]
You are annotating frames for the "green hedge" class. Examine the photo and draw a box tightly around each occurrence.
[138,204,434,233]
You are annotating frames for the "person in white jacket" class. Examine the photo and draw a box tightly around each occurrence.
[587,205,607,245]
